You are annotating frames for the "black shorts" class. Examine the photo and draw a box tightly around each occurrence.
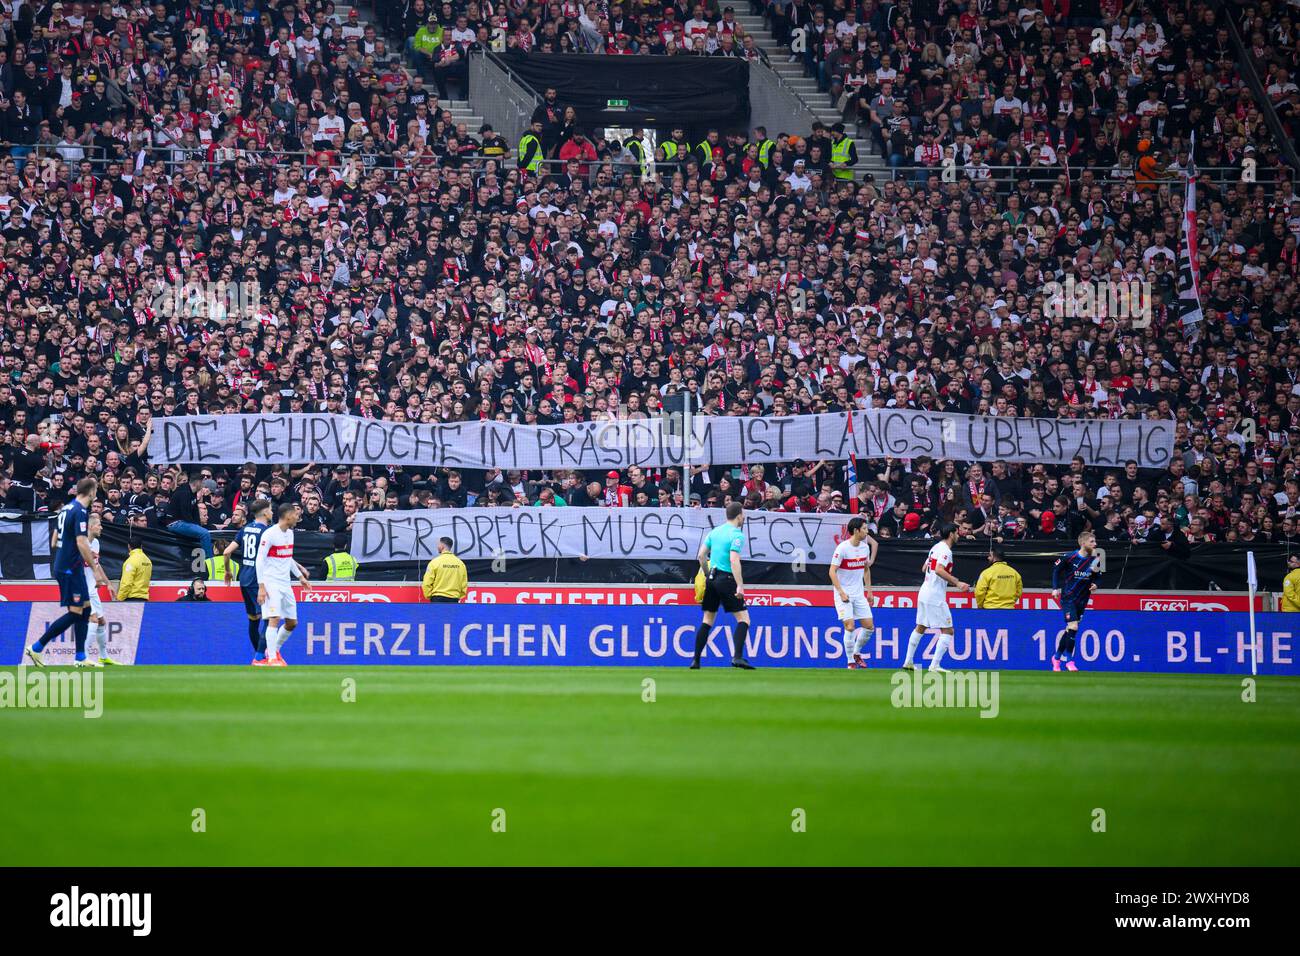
[701,570,746,614]
[429,596,459,604]
[1064,596,1090,625]
[56,568,89,609]
[241,581,261,617]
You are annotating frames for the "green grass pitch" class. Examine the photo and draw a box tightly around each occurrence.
[2,666,1297,866]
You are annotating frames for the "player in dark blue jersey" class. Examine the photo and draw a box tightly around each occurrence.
[221,498,273,664]
[1051,531,1099,672]
[27,477,112,667]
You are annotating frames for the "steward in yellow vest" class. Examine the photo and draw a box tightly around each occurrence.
[752,125,774,167]
[626,127,648,180]
[206,553,238,582]
[1283,555,1300,611]
[518,119,544,174]
[325,552,358,581]
[422,537,468,603]
[974,547,1023,609]
[829,122,857,180]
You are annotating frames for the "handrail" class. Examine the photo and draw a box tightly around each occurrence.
[17,141,1272,198]
[1214,0,1300,174]
[882,163,1279,191]
[3,144,638,186]
[468,48,543,148]
[9,133,1274,193]
[479,49,543,110]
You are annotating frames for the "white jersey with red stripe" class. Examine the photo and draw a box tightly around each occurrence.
[918,540,953,600]
[830,539,872,597]
[82,538,101,589]
[255,523,298,585]
[84,538,104,615]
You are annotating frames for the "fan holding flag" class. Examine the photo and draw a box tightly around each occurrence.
[1177,132,1205,335]
[846,409,860,515]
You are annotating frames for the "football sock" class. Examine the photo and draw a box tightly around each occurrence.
[732,621,749,660]
[904,629,923,667]
[853,626,869,656]
[257,622,268,655]
[32,612,78,651]
[73,615,89,662]
[843,624,857,661]
[247,618,262,653]
[93,621,108,658]
[265,625,282,658]
[930,633,951,669]
[692,623,710,663]
[1058,629,1077,662]
[278,627,292,655]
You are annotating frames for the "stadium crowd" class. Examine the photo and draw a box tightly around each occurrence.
[1,0,1300,564]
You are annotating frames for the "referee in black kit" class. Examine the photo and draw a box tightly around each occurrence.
[691,502,756,670]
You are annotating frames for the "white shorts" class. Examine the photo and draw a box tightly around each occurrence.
[85,572,103,617]
[834,593,874,624]
[915,596,953,630]
[261,581,298,621]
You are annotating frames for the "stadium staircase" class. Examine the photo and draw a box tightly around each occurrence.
[341,3,488,134]
[351,2,880,179]
[736,11,888,180]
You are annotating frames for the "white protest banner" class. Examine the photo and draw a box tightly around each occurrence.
[351,506,851,566]
[149,411,1175,470]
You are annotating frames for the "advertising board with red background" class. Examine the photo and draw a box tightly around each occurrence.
[0,583,1267,611]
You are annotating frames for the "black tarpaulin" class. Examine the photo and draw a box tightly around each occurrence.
[0,517,1283,591]
[500,52,750,129]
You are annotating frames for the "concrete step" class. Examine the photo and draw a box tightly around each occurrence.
[739,7,889,155]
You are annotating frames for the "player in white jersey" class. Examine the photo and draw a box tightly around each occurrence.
[81,514,119,666]
[254,502,312,666]
[903,522,970,672]
[829,516,878,669]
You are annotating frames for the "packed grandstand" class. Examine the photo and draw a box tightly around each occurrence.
[1,0,1299,560]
